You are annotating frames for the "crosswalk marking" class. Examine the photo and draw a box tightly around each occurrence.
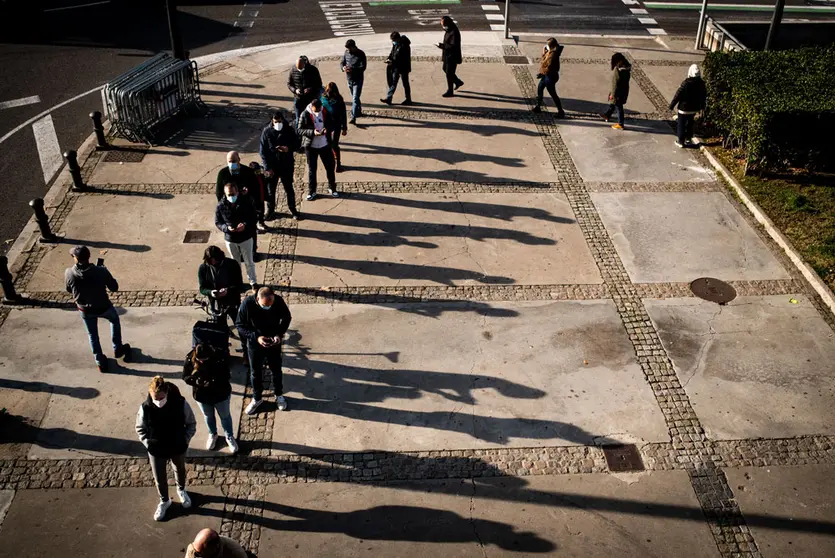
[32,115,64,185]
[0,96,41,110]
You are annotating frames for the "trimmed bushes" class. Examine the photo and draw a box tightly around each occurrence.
[703,47,835,171]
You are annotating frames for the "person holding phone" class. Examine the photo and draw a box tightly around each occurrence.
[235,286,292,415]
[215,183,258,290]
[437,15,463,98]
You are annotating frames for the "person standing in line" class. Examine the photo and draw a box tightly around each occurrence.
[340,39,367,125]
[215,183,258,290]
[216,150,266,242]
[198,245,243,323]
[183,343,238,455]
[381,31,412,106]
[287,56,323,127]
[65,245,131,373]
[600,52,632,130]
[437,15,463,98]
[259,111,301,220]
[185,528,248,558]
[135,376,197,521]
[669,64,707,148]
[322,82,348,173]
[298,98,339,201]
[235,287,292,415]
[532,38,566,117]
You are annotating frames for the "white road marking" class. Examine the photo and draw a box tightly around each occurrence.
[485,13,504,20]
[32,115,64,185]
[630,8,649,14]
[638,17,658,24]
[490,23,505,31]
[622,0,640,4]
[319,1,375,36]
[648,28,668,35]
[42,0,110,12]
[481,4,500,10]
[0,86,102,147]
[0,96,41,110]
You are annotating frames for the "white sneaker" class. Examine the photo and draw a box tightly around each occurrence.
[226,436,239,454]
[206,434,218,450]
[177,488,191,509]
[277,395,288,411]
[674,140,683,148]
[154,499,172,521]
[245,399,263,415]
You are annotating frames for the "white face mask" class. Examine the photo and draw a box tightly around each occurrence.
[273,122,283,131]
[153,397,167,408]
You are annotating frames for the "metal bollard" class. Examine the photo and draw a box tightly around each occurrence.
[63,150,86,191]
[0,255,19,303]
[90,111,108,149]
[29,198,58,243]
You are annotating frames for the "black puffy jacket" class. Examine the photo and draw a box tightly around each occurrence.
[287,65,323,99]
[669,77,707,113]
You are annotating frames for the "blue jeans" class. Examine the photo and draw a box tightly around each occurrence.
[80,305,122,363]
[197,397,234,438]
[605,103,625,126]
[386,70,411,102]
[536,75,563,113]
[347,77,363,119]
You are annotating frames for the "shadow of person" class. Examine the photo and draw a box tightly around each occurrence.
[0,379,99,399]
[57,237,151,253]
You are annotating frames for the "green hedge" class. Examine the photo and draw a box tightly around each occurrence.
[703,47,835,171]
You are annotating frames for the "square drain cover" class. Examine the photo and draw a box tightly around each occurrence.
[602,444,645,472]
[103,148,148,163]
[183,230,211,244]
[503,55,530,65]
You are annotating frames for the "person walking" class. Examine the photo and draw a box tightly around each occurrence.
[235,287,292,415]
[183,342,238,455]
[340,39,367,125]
[287,56,323,127]
[381,31,412,106]
[259,111,301,220]
[215,183,258,290]
[600,52,632,130]
[185,528,248,558]
[298,98,339,201]
[135,376,197,521]
[322,82,348,173]
[669,64,707,148]
[532,38,566,117]
[437,16,463,97]
[65,245,131,373]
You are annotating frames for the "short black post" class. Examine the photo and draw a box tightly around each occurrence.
[63,150,86,191]
[29,198,58,243]
[0,255,19,304]
[90,111,108,149]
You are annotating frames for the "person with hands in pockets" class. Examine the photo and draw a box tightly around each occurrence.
[259,111,301,220]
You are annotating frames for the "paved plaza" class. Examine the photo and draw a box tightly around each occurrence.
[1,32,834,557]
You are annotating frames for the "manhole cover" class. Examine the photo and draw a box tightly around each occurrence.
[503,55,530,65]
[602,444,645,472]
[690,277,736,305]
[103,148,147,163]
[183,230,211,244]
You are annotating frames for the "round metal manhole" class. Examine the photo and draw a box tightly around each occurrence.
[690,277,736,305]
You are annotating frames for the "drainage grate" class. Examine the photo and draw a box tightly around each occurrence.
[503,55,530,65]
[690,277,736,305]
[183,230,211,244]
[602,444,645,472]
[103,148,148,163]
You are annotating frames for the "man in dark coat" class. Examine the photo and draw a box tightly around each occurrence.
[298,98,339,201]
[287,56,323,127]
[259,111,301,220]
[381,32,412,106]
[340,39,367,124]
[669,64,708,147]
[437,16,463,97]
[216,150,265,244]
[215,183,259,289]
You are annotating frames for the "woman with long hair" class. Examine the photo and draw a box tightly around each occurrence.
[322,82,349,172]
[600,52,632,130]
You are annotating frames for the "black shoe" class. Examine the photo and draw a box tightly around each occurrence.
[292,212,301,221]
[264,211,277,221]
[531,105,542,113]
[336,164,345,173]
[556,111,567,119]
[401,99,414,106]
[380,98,392,105]
[114,344,131,362]
[442,91,454,98]
[348,118,356,125]
[97,358,109,373]
[599,113,610,123]
[454,81,464,90]
[253,253,262,263]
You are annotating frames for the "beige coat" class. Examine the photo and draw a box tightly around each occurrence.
[185,536,248,558]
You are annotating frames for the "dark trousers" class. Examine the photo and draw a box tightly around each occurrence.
[444,62,463,93]
[305,145,337,195]
[536,76,563,113]
[246,342,283,401]
[605,103,625,126]
[328,130,342,167]
[677,113,696,144]
[386,69,411,101]
[266,168,297,216]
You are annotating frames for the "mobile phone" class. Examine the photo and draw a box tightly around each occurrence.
[96,258,105,266]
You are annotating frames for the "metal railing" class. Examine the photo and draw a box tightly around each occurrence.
[101,53,204,144]
[701,16,747,52]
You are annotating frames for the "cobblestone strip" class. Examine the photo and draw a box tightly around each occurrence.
[631,279,802,300]
[82,183,215,195]
[313,55,503,64]
[335,181,561,193]
[627,57,672,113]
[220,483,266,553]
[585,181,720,193]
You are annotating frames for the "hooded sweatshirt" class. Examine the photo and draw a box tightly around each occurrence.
[65,262,118,313]
[669,64,707,114]
[298,102,333,149]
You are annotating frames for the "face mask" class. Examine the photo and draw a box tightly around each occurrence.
[273,122,283,131]
[392,41,398,45]
[227,195,238,203]
[443,26,448,31]
[228,162,239,172]
[153,397,167,408]
[258,302,272,310]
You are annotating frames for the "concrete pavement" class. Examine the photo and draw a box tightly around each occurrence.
[1,31,835,557]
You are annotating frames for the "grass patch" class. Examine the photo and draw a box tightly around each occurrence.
[713,146,835,292]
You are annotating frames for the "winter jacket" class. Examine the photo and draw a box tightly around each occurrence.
[441,23,462,67]
[387,35,412,74]
[216,164,259,203]
[235,293,292,346]
[259,122,299,173]
[182,347,232,405]
[185,537,248,558]
[609,62,632,105]
[323,95,348,132]
[340,49,367,80]
[135,383,196,458]
[539,45,564,81]
[297,105,337,148]
[287,64,323,99]
[214,197,257,244]
[65,263,118,313]
[669,76,707,114]
[198,258,243,299]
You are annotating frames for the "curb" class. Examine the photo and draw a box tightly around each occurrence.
[700,145,835,316]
